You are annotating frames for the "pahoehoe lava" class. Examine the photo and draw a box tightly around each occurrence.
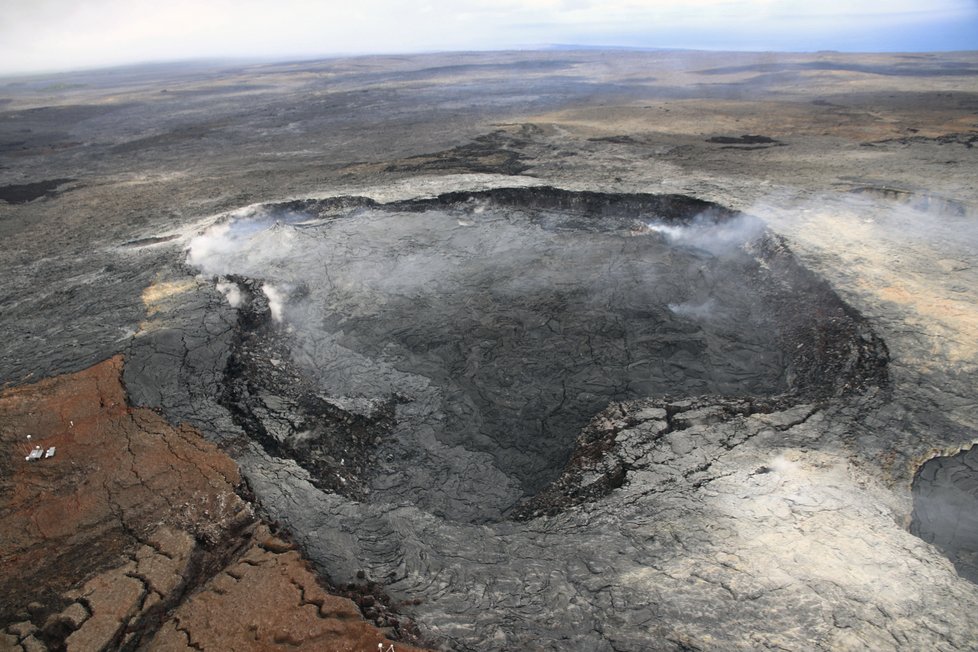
[5,49,978,651]
[190,187,887,523]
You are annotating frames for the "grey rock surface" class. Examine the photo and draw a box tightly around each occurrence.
[3,50,978,650]
[121,188,956,651]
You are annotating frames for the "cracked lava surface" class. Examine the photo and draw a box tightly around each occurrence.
[3,50,978,651]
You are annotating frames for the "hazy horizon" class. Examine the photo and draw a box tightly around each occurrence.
[2,0,978,77]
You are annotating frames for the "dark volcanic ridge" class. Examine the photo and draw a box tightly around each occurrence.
[173,187,888,524]
[706,134,787,150]
[0,178,75,204]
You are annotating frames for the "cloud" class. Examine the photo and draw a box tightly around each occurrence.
[1,0,974,75]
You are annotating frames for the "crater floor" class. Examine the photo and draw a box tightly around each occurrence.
[181,189,884,526]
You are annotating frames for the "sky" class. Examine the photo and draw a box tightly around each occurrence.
[1,0,977,76]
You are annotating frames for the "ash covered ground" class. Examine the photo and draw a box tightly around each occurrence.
[2,50,978,651]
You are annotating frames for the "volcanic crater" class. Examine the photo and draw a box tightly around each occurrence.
[4,50,978,652]
[187,187,887,523]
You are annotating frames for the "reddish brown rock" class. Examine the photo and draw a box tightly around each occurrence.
[0,356,251,630]
[63,565,144,652]
[0,357,432,651]
[148,525,427,652]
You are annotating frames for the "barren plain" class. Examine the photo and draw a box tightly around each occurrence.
[2,49,978,651]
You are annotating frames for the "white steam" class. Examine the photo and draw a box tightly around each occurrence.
[186,208,311,324]
[647,213,766,256]
[186,222,233,275]
[262,284,286,322]
[646,223,686,239]
[768,454,800,475]
[668,298,717,320]
[215,281,243,308]
[186,210,299,278]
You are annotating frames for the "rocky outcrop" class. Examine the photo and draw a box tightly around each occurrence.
[0,357,429,651]
[512,395,788,519]
[219,276,398,501]
[147,524,428,652]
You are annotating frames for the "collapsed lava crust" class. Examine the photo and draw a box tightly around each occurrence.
[183,187,888,523]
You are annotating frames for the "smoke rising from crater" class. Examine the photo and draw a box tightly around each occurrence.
[647,212,766,256]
